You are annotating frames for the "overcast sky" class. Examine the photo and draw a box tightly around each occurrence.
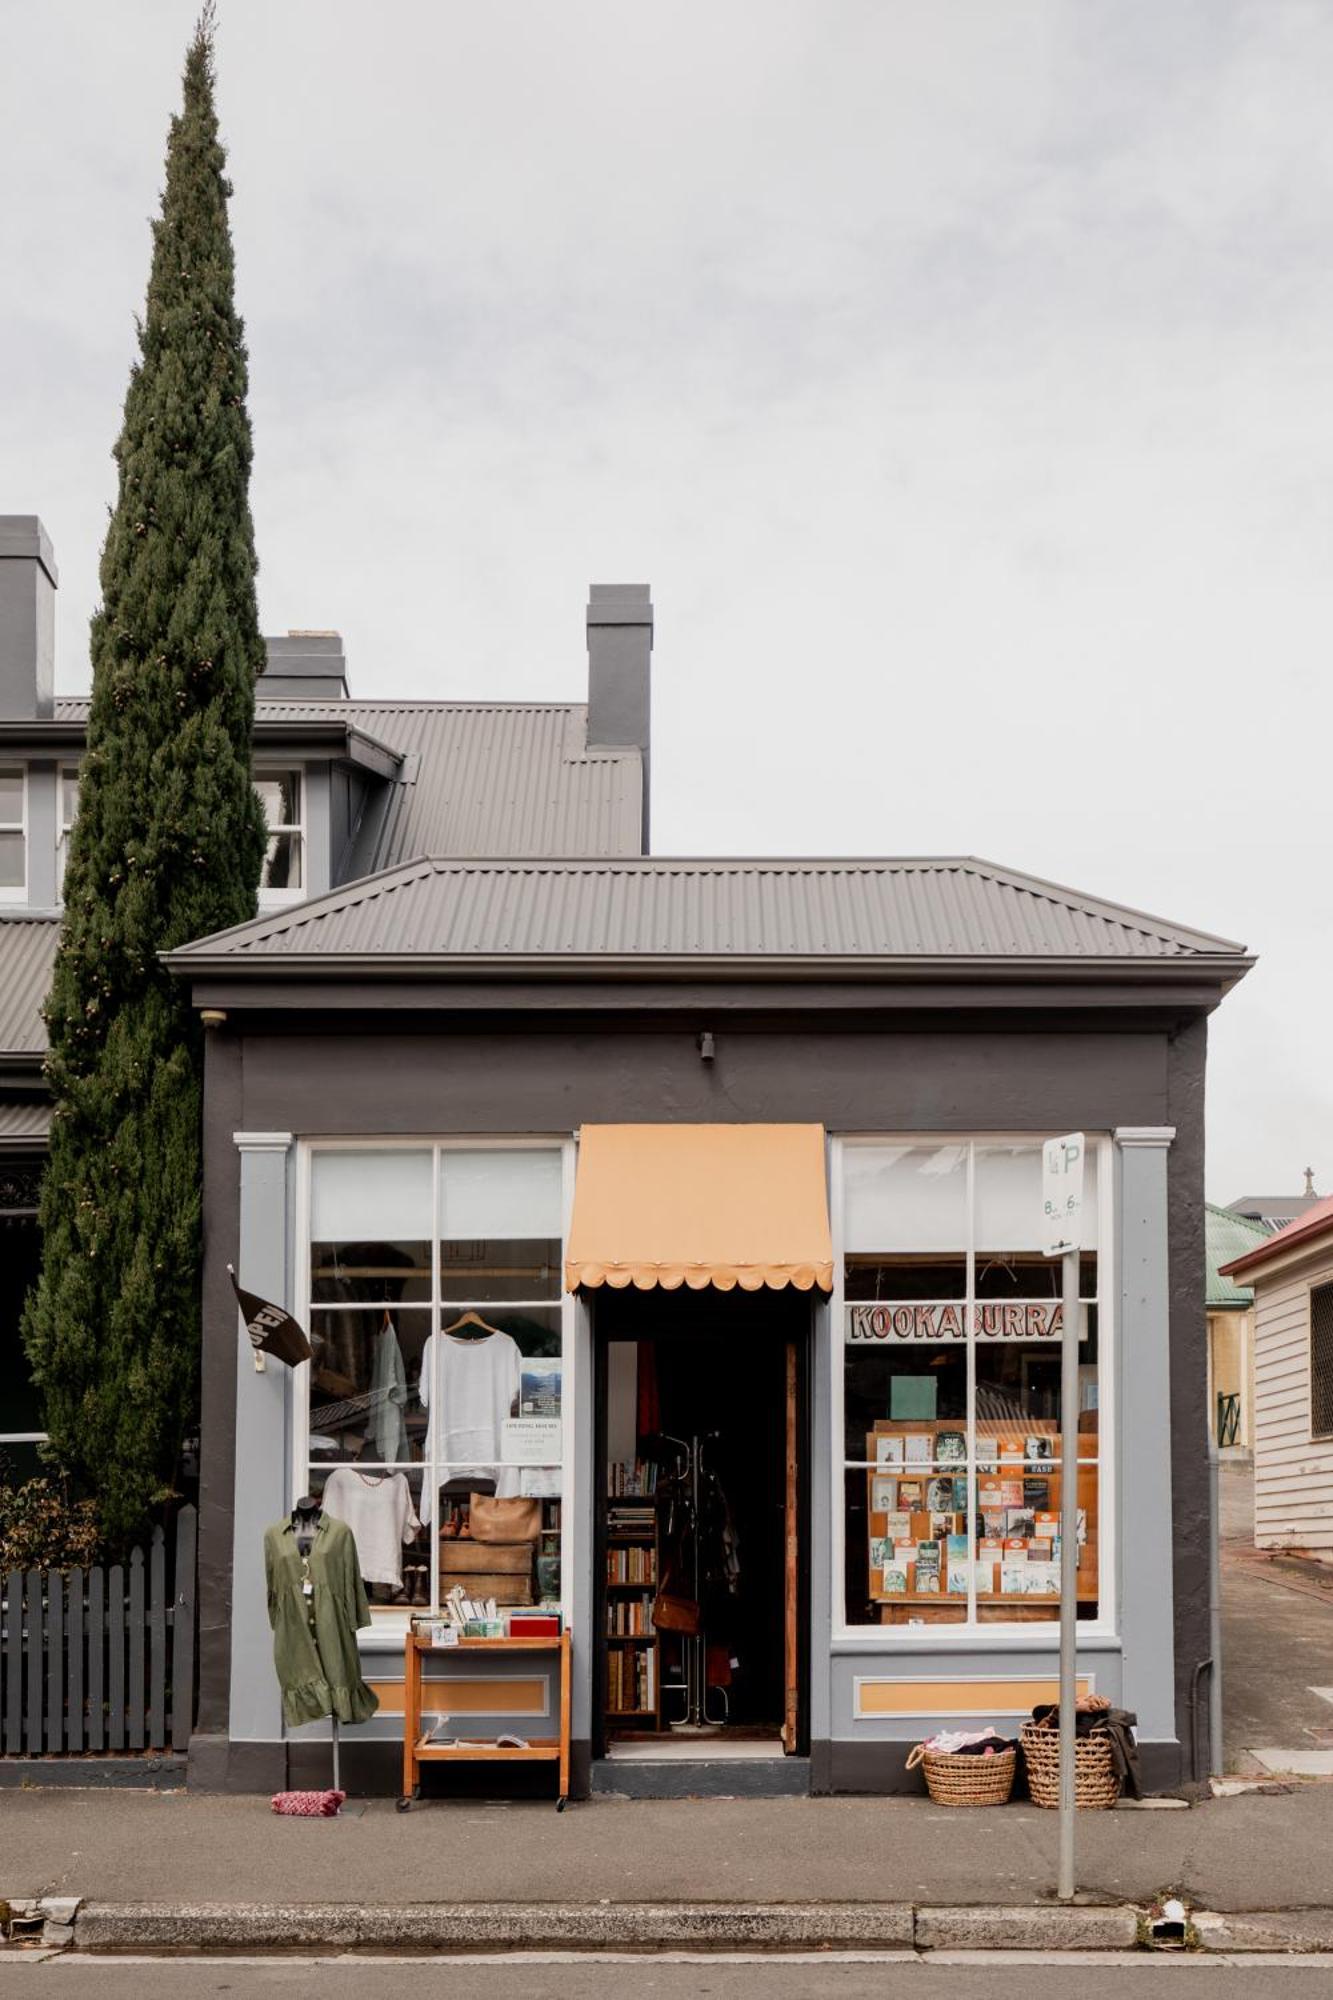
[3,0,1329,1201]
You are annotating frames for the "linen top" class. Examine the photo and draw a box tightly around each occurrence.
[321,1467,421,1589]
[368,1320,409,1465]
[262,1514,379,1728]
[419,1329,522,1521]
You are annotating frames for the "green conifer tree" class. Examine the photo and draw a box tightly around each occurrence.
[24,5,268,1542]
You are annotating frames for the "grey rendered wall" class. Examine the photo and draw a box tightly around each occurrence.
[193,1012,1197,1792]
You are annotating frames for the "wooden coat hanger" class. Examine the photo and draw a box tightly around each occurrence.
[439,1308,502,1339]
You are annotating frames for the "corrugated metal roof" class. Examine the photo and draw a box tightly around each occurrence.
[0,1099,51,1141]
[1221,1192,1333,1284]
[52,698,643,861]
[1205,1202,1268,1307]
[170,856,1251,967]
[0,916,59,1054]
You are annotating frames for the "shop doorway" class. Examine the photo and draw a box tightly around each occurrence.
[593,1289,810,1762]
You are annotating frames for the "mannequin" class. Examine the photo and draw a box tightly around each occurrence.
[294,1495,336,1788]
[263,1495,378,1797]
[293,1494,322,1557]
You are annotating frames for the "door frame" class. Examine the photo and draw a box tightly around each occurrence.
[589,1290,813,1760]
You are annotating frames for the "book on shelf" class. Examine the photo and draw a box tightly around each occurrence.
[875,1436,905,1468]
[607,1459,659,1497]
[925,1477,954,1513]
[606,1545,656,1585]
[904,1433,934,1466]
[606,1641,657,1714]
[936,1430,967,1464]
[880,1563,908,1594]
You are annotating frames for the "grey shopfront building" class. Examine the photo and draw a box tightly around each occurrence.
[171,854,1251,1799]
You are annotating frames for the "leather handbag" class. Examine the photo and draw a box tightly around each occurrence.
[652,1554,701,1634]
[469,1493,540,1543]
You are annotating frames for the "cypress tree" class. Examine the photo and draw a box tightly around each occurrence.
[24,5,268,1543]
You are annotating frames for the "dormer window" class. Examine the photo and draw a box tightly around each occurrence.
[255,767,305,905]
[57,766,79,894]
[0,766,25,901]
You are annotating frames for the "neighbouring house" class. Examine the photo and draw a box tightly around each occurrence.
[1221,1197,1333,1562]
[1205,1203,1269,1454]
[2,511,1255,1798]
[1227,1172,1322,1234]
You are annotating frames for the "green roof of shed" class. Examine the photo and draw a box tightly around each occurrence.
[1206,1202,1268,1306]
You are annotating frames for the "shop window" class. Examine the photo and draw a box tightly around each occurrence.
[0,766,26,900]
[254,768,304,903]
[840,1139,1102,1633]
[1311,1283,1333,1440]
[303,1145,565,1623]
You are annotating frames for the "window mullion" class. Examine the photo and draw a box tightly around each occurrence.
[965,1141,977,1630]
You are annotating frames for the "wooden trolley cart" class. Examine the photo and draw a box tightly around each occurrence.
[398,1628,572,1811]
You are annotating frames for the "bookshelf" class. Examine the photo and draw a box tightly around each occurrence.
[603,1492,661,1730]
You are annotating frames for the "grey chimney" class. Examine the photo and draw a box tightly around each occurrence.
[0,516,57,720]
[586,584,652,852]
[260,631,349,700]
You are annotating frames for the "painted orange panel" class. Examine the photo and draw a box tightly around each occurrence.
[854,1674,1092,1720]
[368,1677,548,1718]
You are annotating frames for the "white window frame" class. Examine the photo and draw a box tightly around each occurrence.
[830,1132,1118,1653]
[56,763,79,898]
[255,765,306,909]
[0,763,27,904]
[293,1134,576,1649]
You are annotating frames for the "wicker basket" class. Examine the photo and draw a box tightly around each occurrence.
[906,1741,1017,1807]
[1020,1722,1121,1809]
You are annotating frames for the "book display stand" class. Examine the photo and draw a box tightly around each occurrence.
[398,1629,572,1810]
[865,1416,1099,1626]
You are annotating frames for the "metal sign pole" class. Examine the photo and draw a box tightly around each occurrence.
[1042,1132,1085,1907]
[1057,1241,1080,1902]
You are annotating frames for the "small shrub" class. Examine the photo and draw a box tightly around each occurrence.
[0,1478,102,1573]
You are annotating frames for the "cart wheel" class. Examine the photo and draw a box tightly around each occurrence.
[396,1796,412,1813]
[556,1795,567,1813]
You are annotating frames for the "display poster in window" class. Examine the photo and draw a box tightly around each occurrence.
[501,1416,562,1464]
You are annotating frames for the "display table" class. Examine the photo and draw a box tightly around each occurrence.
[398,1629,572,1811]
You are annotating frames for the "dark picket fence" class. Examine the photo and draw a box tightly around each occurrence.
[0,1504,196,1756]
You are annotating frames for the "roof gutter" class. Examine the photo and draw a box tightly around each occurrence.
[164,947,1254,988]
[0,717,403,780]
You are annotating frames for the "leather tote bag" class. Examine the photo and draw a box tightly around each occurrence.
[469,1493,541,1543]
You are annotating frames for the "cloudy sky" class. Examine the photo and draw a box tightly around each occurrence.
[4,1,1330,1200]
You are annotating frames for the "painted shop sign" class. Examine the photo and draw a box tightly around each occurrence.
[847,1301,1068,1343]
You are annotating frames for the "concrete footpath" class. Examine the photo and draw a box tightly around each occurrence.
[4,1782,1333,1955]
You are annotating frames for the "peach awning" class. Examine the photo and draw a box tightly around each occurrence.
[565,1124,833,1293]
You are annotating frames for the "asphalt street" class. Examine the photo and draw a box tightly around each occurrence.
[3,1954,1333,1997]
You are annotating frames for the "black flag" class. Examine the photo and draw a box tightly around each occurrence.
[226,1265,312,1367]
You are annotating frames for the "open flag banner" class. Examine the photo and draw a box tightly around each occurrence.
[227,1265,312,1367]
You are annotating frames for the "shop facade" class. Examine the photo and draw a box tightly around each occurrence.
[174,854,1249,1798]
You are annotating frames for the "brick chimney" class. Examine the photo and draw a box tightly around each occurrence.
[586,584,652,852]
[0,516,57,719]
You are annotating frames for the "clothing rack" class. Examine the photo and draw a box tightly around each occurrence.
[658,1431,729,1733]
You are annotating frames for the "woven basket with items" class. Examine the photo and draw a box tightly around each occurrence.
[906,1727,1017,1807]
[1020,1693,1123,1810]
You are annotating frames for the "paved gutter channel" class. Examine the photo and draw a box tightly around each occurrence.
[7,1896,1333,1956]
